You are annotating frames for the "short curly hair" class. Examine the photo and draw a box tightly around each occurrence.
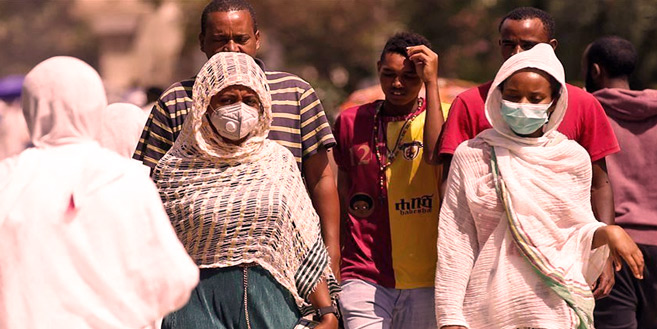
[587,36,637,78]
[200,0,258,35]
[498,7,555,40]
[380,32,432,62]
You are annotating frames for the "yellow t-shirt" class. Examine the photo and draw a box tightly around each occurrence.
[385,110,441,289]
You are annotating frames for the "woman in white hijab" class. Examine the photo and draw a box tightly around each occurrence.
[435,44,644,329]
[0,56,199,329]
[100,102,149,158]
[154,52,340,329]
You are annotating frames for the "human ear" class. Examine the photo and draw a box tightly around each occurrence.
[199,33,205,52]
[255,30,261,51]
[549,39,558,51]
[591,63,602,79]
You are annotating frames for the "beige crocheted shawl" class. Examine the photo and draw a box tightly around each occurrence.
[153,52,337,310]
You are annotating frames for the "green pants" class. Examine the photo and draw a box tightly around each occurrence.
[162,265,301,329]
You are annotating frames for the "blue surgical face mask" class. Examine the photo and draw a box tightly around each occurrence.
[500,99,553,135]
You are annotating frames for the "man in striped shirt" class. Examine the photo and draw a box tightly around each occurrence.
[133,0,341,279]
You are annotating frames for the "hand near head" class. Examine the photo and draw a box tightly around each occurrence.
[407,45,439,85]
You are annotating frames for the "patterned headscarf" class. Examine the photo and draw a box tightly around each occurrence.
[154,52,339,312]
[172,52,271,164]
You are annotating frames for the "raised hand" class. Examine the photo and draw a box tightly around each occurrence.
[407,45,439,85]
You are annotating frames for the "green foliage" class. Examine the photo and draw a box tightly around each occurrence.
[0,0,98,76]
[2,0,656,113]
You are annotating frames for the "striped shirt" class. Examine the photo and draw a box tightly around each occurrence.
[133,63,335,170]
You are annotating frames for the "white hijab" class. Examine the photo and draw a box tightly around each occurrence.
[479,44,607,328]
[100,102,149,158]
[483,43,568,144]
[22,56,107,148]
[0,56,198,329]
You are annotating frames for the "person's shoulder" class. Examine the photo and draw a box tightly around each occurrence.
[163,77,195,91]
[0,151,23,185]
[265,70,312,89]
[452,136,489,164]
[454,136,488,154]
[336,101,377,124]
[343,101,377,115]
[454,81,492,103]
[267,140,299,168]
[159,77,195,101]
[558,134,592,163]
[565,83,597,103]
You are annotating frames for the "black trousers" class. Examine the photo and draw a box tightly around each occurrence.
[594,244,657,329]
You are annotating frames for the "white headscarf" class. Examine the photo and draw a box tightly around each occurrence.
[480,44,607,328]
[484,43,568,144]
[0,56,198,329]
[21,56,107,148]
[100,102,149,158]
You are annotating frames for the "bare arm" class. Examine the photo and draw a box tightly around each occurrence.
[337,168,351,253]
[308,280,339,329]
[407,45,444,165]
[440,156,453,198]
[591,158,615,225]
[589,158,617,298]
[303,148,341,282]
[592,225,644,279]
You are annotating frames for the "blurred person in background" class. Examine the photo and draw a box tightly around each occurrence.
[142,86,164,113]
[154,52,339,329]
[583,35,657,329]
[133,0,341,280]
[333,32,443,329]
[0,56,198,329]
[425,6,620,298]
[0,75,30,160]
[101,102,149,158]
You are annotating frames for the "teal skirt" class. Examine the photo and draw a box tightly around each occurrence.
[162,265,301,329]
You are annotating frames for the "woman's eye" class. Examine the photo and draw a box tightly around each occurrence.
[530,96,549,104]
[246,100,259,107]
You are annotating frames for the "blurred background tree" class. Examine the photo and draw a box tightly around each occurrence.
[0,0,98,74]
[1,0,655,117]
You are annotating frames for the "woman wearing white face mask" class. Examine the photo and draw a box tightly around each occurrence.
[435,44,644,329]
[153,52,340,329]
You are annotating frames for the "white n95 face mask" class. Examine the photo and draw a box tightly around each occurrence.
[209,102,260,141]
